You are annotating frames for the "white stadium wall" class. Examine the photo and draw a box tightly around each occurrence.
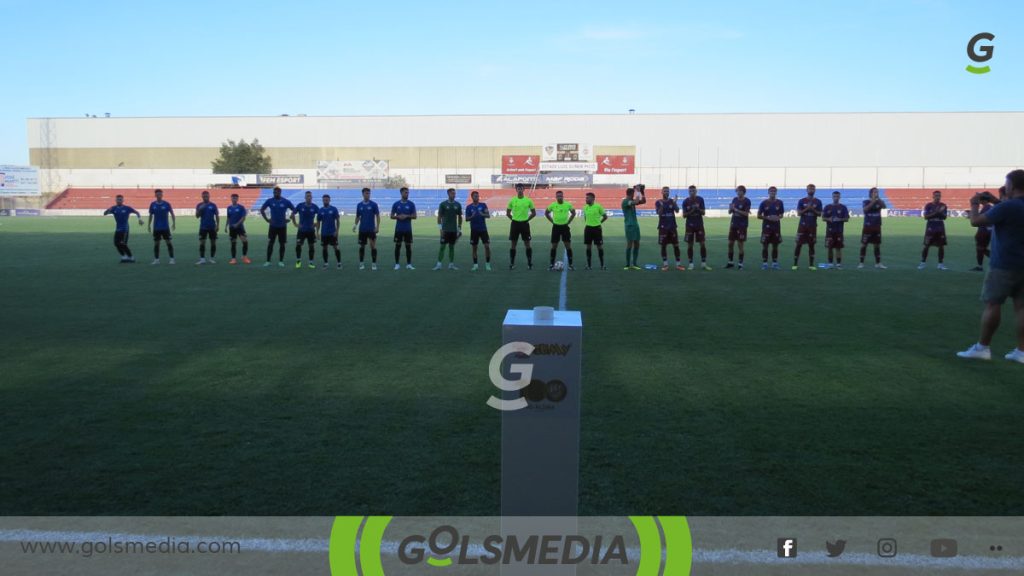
[26,113,1024,193]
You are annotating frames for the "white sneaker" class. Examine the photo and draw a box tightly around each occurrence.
[1005,349,1024,364]
[432,263,443,271]
[150,259,160,265]
[394,263,401,271]
[835,263,843,269]
[937,263,949,270]
[359,263,365,270]
[858,263,865,269]
[917,262,927,270]
[688,262,696,270]
[449,263,459,270]
[371,263,378,271]
[195,258,207,266]
[208,258,216,265]
[337,263,343,270]
[957,344,992,361]
[119,256,129,262]
[472,264,479,271]
[875,263,887,269]
[761,263,768,270]
[168,258,175,265]
[406,264,415,270]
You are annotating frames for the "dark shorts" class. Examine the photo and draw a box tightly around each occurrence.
[296,230,317,244]
[761,229,782,245]
[796,225,817,246]
[583,226,603,246]
[268,226,287,243]
[321,235,338,246]
[684,227,706,243]
[509,220,531,242]
[470,230,490,246]
[199,228,218,241]
[440,231,459,245]
[728,227,748,242]
[861,228,882,245]
[975,229,992,249]
[981,268,1024,304]
[550,224,571,243]
[394,230,413,244]
[826,232,844,249]
[153,230,172,241]
[924,229,947,247]
[658,228,679,246]
[114,230,129,246]
[358,231,377,245]
[228,225,247,240]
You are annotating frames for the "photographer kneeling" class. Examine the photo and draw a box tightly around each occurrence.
[958,169,1024,363]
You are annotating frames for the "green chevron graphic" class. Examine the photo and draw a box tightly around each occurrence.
[966,65,991,74]
[330,516,692,575]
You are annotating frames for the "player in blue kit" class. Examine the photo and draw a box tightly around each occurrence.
[822,190,850,269]
[260,186,295,268]
[147,188,176,265]
[194,190,220,265]
[291,190,320,269]
[465,190,492,271]
[225,193,251,265]
[102,194,143,263]
[792,184,823,270]
[317,194,342,269]
[390,186,417,270]
[725,185,752,269]
[353,187,380,270]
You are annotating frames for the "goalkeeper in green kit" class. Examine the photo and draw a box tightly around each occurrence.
[622,185,646,270]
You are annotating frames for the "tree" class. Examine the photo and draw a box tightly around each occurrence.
[211,139,273,174]
[383,174,408,188]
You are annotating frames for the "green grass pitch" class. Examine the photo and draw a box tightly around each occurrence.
[0,215,1021,516]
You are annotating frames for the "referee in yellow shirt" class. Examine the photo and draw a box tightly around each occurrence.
[506,183,537,270]
[545,190,577,271]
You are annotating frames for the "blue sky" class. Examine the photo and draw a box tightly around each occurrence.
[3,0,1020,163]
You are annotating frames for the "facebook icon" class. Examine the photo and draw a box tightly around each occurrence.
[777,538,798,558]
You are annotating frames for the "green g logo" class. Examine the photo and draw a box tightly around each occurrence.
[966,32,995,74]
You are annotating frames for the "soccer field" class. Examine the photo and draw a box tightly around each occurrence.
[1,215,1021,516]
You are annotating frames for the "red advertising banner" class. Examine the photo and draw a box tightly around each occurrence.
[502,155,540,174]
[596,155,635,175]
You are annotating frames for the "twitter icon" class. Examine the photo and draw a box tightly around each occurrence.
[826,540,847,558]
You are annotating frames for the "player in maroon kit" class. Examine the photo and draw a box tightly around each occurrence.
[971,187,1002,271]
[859,187,887,269]
[725,185,752,269]
[682,185,711,270]
[655,187,685,271]
[792,184,823,270]
[822,190,850,269]
[918,190,949,270]
[758,186,785,270]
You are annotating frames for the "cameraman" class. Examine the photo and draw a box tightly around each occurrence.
[957,170,1024,363]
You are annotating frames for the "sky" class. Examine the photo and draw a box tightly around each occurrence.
[2,0,1021,163]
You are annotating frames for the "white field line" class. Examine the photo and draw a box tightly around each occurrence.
[558,249,569,311]
[4,530,1023,571]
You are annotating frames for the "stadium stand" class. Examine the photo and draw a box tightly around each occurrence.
[251,187,896,214]
[46,188,263,210]
[57,185,1001,213]
[883,188,985,210]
